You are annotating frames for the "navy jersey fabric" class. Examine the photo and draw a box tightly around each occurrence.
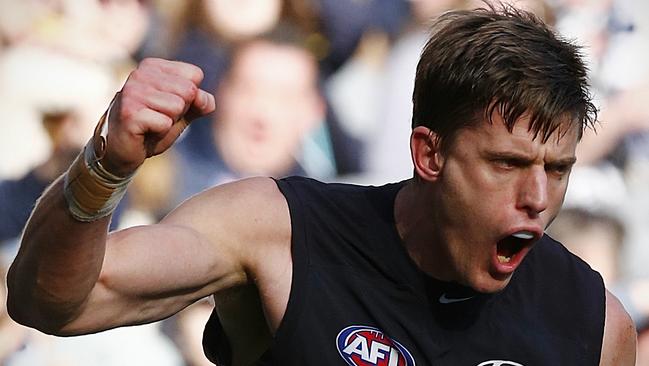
[204,176,606,365]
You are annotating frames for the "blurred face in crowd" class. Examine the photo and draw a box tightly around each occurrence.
[214,40,324,176]
[203,0,281,41]
[548,210,622,286]
[41,111,91,152]
[0,0,149,60]
[408,0,468,22]
[94,0,150,56]
[464,0,554,24]
[410,113,579,293]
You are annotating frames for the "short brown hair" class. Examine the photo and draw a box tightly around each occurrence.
[412,3,597,149]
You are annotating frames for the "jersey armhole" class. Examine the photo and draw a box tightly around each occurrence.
[270,178,310,347]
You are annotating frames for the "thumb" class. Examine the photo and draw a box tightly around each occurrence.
[185,89,216,122]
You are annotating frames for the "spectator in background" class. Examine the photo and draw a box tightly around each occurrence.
[560,0,649,286]
[0,110,127,243]
[549,205,649,365]
[285,0,410,176]
[169,0,282,97]
[172,24,325,205]
[0,0,150,67]
[548,192,649,364]
[0,0,152,178]
[548,207,626,288]
[0,0,155,243]
[363,0,471,182]
[521,0,649,342]
[163,299,216,366]
[0,51,124,244]
[160,0,274,181]
[0,2,187,365]
[168,0,409,178]
[557,0,649,169]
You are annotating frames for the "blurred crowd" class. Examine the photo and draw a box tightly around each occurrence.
[0,0,648,365]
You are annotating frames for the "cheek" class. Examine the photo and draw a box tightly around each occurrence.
[443,161,513,214]
[436,176,487,238]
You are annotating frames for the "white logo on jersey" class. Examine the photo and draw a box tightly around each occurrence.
[477,360,525,366]
[336,325,416,366]
[342,335,400,364]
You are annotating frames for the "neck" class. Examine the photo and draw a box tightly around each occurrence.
[394,180,456,282]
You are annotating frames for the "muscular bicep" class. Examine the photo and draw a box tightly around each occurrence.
[61,177,289,335]
[600,290,637,366]
[60,222,245,335]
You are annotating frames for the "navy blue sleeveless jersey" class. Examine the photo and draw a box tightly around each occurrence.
[204,176,606,366]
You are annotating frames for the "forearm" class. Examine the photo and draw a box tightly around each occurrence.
[6,176,111,333]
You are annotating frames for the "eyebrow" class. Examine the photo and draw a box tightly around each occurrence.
[483,151,533,162]
[483,151,577,166]
[547,157,578,166]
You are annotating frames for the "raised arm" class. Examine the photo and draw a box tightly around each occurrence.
[5,58,272,336]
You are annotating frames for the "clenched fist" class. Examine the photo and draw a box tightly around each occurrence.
[101,58,215,176]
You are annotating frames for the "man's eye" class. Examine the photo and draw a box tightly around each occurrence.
[547,164,571,176]
[494,159,518,169]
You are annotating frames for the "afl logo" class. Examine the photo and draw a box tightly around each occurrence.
[477,361,524,366]
[336,325,416,366]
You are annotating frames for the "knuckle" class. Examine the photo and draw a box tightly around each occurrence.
[169,95,186,116]
[185,63,204,84]
[193,66,204,82]
[120,83,144,105]
[126,67,148,85]
[117,99,137,121]
[158,114,174,130]
[139,57,161,68]
[180,80,198,103]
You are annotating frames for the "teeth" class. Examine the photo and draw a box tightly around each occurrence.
[498,255,511,263]
[511,231,534,240]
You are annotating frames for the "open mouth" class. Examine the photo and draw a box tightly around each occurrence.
[496,231,535,264]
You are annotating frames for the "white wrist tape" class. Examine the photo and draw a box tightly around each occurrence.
[63,139,134,222]
[63,96,134,222]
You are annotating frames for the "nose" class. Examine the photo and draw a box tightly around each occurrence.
[517,166,548,217]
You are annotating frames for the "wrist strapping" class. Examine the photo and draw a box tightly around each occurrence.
[63,140,134,222]
[63,98,134,222]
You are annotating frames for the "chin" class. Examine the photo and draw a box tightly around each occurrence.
[469,273,513,294]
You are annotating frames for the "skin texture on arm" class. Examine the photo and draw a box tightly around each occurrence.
[6,177,113,334]
[7,175,289,336]
[600,290,637,365]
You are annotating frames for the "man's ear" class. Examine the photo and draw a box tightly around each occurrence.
[410,126,444,182]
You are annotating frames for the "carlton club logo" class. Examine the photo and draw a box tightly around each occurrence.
[336,325,416,366]
[477,361,524,366]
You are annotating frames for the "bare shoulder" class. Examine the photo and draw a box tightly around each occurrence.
[600,289,637,366]
[162,177,291,266]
